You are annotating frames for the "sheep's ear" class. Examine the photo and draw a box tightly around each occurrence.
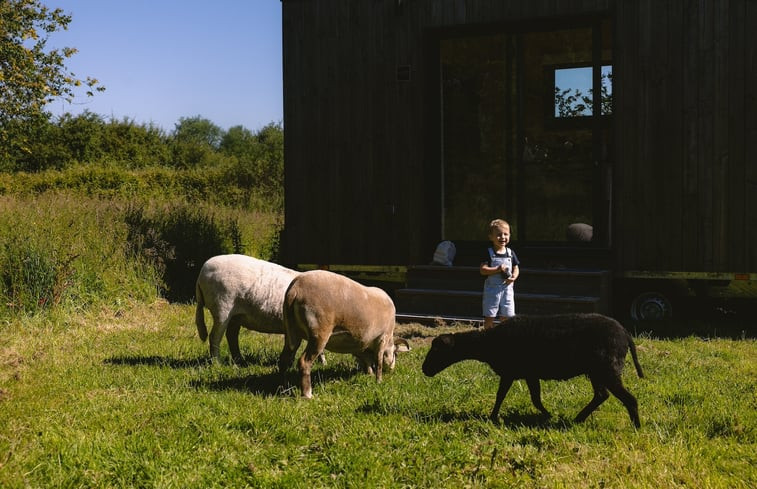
[394,338,411,352]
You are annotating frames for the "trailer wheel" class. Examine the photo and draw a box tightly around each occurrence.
[629,291,672,320]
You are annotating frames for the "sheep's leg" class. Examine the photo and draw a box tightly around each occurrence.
[298,341,326,398]
[374,347,385,382]
[574,378,610,424]
[225,318,244,365]
[352,352,374,375]
[277,336,301,373]
[490,377,514,423]
[606,378,641,428]
[208,316,228,364]
[525,378,550,417]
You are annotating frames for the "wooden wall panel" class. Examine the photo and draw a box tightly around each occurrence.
[612,0,753,273]
[282,0,753,272]
[727,0,746,271]
[746,0,757,271]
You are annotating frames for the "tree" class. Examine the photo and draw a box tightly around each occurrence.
[220,125,256,158]
[0,0,104,125]
[169,116,225,167]
[0,0,104,167]
[172,116,223,148]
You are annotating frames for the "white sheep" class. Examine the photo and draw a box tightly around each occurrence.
[278,269,410,398]
[195,254,300,364]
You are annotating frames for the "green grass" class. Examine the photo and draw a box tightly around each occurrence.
[1,305,754,488]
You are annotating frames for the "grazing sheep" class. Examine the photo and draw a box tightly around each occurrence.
[278,269,410,398]
[195,254,300,364]
[422,313,644,427]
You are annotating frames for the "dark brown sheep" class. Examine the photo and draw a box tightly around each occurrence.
[422,313,644,427]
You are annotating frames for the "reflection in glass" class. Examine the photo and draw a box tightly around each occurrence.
[554,65,612,117]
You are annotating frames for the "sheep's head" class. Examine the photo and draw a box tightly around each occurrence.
[422,334,456,376]
[382,337,411,371]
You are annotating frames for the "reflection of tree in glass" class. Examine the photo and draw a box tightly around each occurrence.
[554,72,613,117]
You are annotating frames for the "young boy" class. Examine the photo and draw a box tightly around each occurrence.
[480,219,520,328]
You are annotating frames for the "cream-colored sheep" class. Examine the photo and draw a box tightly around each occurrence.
[195,254,299,364]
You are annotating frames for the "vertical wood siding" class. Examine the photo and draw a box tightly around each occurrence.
[283,0,755,273]
[613,0,756,272]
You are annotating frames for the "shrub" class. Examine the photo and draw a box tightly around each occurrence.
[124,202,244,302]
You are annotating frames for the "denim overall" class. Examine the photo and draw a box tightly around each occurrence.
[483,247,515,318]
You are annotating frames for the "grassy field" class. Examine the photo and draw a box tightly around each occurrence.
[0,303,755,488]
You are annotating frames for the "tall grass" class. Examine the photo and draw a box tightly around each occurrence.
[0,191,283,317]
[0,310,754,488]
[0,163,282,212]
[0,193,158,316]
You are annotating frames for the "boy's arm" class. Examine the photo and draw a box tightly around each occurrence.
[480,262,499,276]
[481,262,511,277]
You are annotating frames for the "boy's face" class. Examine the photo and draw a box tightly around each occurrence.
[489,226,510,248]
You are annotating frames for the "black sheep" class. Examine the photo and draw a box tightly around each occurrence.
[422,313,644,427]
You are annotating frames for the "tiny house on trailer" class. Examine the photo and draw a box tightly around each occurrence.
[281,0,757,321]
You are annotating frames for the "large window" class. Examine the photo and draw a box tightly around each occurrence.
[440,18,613,244]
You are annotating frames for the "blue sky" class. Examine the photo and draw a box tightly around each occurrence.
[48,0,283,133]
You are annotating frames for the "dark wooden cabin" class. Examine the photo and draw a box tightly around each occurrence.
[281,0,757,321]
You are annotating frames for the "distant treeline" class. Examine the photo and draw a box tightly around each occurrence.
[0,111,284,210]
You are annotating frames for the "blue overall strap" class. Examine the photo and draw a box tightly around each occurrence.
[489,247,510,262]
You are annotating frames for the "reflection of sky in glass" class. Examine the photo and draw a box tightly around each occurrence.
[554,65,612,117]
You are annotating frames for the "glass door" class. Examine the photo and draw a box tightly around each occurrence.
[440,19,612,246]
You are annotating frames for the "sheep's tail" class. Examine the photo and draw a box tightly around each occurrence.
[195,282,208,342]
[627,334,644,378]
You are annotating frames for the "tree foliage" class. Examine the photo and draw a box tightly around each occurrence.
[0,111,286,211]
[0,0,104,125]
[554,71,613,118]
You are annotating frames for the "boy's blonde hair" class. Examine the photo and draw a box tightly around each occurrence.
[488,219,510,235]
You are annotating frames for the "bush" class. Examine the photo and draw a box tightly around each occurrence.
[124,202,244,302]
[0,160,285,317]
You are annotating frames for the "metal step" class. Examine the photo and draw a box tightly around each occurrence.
[394,288,604,318]
[406,266,610,297]
[394,312,483,326]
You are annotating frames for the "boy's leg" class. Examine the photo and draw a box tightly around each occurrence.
[500,285,515,318]
[482,285,503,329]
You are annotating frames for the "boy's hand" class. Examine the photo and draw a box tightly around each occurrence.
[500,265,517,284]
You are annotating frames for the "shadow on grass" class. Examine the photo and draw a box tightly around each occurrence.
[191,364,361,398]
[424,409,569,429]
[103,349,282,369]
[627,318,756,340]
[104,355,211,369]
[359,400,572,430]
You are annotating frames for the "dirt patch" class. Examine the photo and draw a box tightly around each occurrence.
[395,321,479,347]
[0,348,23,386]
